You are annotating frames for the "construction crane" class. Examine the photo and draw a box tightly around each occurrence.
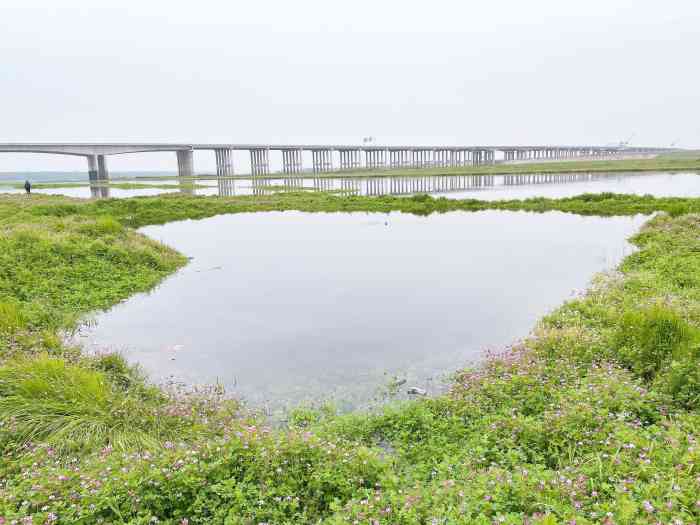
[620,133,635,147]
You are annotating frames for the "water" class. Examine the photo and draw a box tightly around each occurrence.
[201,171,700,200]
[80,210,646,412]
[0,171,187,198]
[1,171,698,200]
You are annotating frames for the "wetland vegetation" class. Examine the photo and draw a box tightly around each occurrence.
[1,182,700,523]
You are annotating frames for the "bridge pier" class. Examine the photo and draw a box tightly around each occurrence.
[355,150,362,169]
[365,149,386,169]
[339,150,350,170]
[342,149,361,169]
[325,149,333,171]
[312,149,333,173]
[97,155,109,180]
[389,150,398,168]
[439,149,449,167]
[176,150,194,178]
[380,150,387,169]
[215,148,234,176]
[250,148,270,176]
[350,150,356,170]
[87,155,98,181]
[283,148,303,174]
[414,149,424,168]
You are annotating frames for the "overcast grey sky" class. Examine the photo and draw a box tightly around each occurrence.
[1,0,698,171]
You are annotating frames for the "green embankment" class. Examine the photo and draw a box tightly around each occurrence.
[1,190,700,523]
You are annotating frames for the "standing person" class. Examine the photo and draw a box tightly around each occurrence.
[24,180,31,194]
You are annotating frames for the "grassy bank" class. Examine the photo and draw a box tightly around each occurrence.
[7,190,700,232]
[1,192,700,523]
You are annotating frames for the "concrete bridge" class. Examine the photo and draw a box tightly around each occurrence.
[0,143,677,180]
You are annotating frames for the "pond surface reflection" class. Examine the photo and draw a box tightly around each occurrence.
[82,210,646,412]
[203,171,700,200]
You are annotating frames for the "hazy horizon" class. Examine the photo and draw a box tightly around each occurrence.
[1,0,699,172]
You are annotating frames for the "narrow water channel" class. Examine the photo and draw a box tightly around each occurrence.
[80,210,646,412]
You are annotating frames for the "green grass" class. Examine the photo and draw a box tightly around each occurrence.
[1,191,700,523]
[5,190,700,236]
[658,149,700,160]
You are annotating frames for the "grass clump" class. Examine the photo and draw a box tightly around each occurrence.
[0,354,202,453]
[0,300,26,336]
[614,303,700,382]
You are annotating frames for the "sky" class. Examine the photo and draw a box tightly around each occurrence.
[0,0,698,172]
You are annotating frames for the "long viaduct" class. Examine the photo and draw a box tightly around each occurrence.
[0,143,677,180]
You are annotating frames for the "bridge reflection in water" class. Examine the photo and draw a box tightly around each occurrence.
[89,182,110,199]
[81,171,637,200]
[205,172,628,199]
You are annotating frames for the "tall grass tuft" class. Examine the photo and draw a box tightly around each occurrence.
[614,303,700,407]
[0,300,26,336]
[0,354,185,452]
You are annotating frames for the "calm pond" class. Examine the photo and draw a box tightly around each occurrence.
[81,210,646,412]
